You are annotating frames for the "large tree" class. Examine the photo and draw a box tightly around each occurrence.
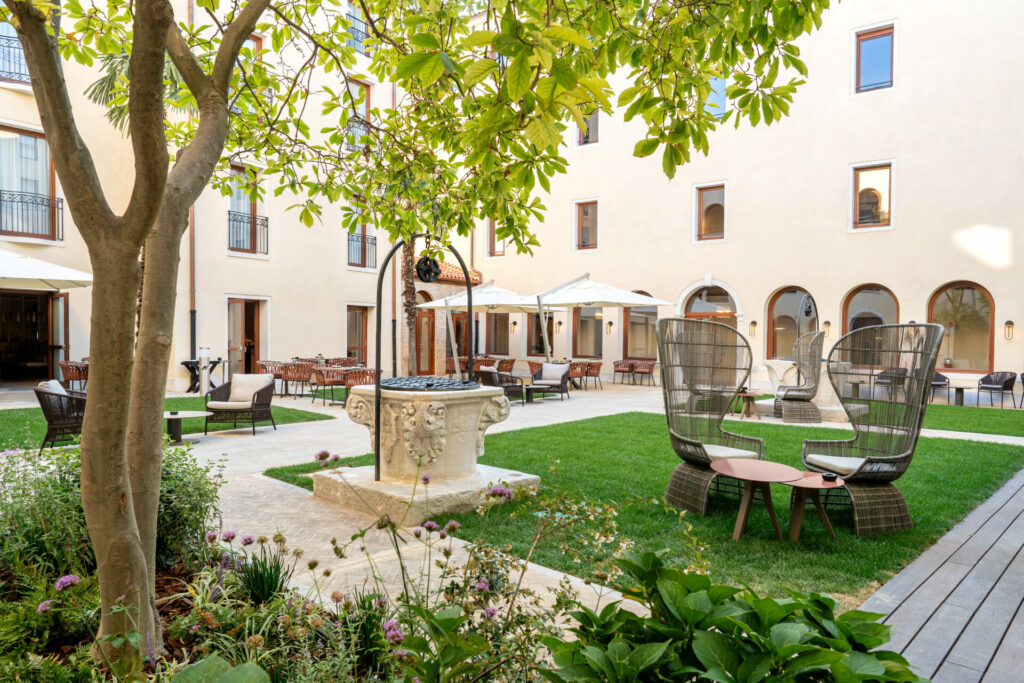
[3,0,829,660]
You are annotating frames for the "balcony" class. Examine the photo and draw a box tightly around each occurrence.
[345,117,370,151]
[0,35,30,84]
[347,232,376,268]
[227,211,269,255]
[347,12,368,55]
[0,191,63,241]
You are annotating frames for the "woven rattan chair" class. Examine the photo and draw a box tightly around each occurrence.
[497,358,516,373]
[34,380,86,454]
[977,372,1017,408]
[631,359,657,386]
[257,360,287,396]
[569,361,588,390]
[478,369,527,406]
[281,361,314,397]
[930,371,951,403]
[800,323,944,536]
[527,361,544,377]
[205,374,276,435]
[532,363,570,400]
[341,368,379,405]
[311,366,349,405]
[586,361,603,390]
[474,358,498,372]
[657,318,765,516]
[773,331,825,423]
[613,359,633,384]
[327,357,358,368]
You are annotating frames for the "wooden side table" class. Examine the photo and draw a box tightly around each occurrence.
[711,460,803,540]
[787,473,845,542]
[735,392,760,420]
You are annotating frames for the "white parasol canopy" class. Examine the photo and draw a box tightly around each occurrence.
[0,247,93,290]
[417,281,563,314]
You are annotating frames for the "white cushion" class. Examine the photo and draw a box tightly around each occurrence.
[541,363,566,381]
[207,400,253,411]
[228,374,274,402]
[532,379,562,387]
[38,379,67,395]
[703,444,759,461]
[805,453,865,476]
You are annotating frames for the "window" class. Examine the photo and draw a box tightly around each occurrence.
[856,27,893,92]
[527,313,554,356]
[348,224,376,267]
[572,307,603,358]
[843,284,898,334]
[697,185,725,240]
[578,111,599,145]
[487,218,504,256]
[768,287,817,359]
[0,126,62,240]
[346,305,368,364]
[624,291,658,359]
[853,164,891,228]
[0,22,30,84]
[346,3,368,55]
[228,166,267,254]
[576,201,597,249]
[929,282,993,372]
[705,77,727,118]
[346,81,371,150]
[685,286,737,328]
[487,313,509,355]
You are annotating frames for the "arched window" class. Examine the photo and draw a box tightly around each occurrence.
[767,287,817,359]
[685,286,737,329]
[929,282,993,372]
[843,284,899,334]
[857,189,881,225]
[623,291,658,360]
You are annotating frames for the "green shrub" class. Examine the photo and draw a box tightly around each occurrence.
[0,653,96,683]
[0,443,222,578]
[0,572,99,659]
[235,540,296,605]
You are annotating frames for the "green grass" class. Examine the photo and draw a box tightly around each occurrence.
[922,402,1024,437]
[264,412,1024,601]
[0,396,332,450]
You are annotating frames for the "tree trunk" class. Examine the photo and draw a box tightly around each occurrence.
[402,243,417,376]
[79,240,156,658]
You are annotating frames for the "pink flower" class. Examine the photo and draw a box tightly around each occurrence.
[205,531,217,543]
[315,450,330,462]
[221,531,236,542]
[241,535,255,546]
[421,474,431,484]
[483,606,497,619]
[475,577,490,592]
[423,521,439,532]
[444,520,461,533]
[55,574,81,592]
[36,600,52,613]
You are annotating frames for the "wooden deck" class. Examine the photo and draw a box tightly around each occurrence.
[860,468,1024,682]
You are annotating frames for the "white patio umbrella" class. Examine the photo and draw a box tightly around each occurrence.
[532,273,670,362]
[0,247,93,290]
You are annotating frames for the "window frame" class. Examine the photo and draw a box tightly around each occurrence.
[855,25,894,94]
[228,164,260,254]
[527,313,554,357]
[577,110,599,146]
[851,161,893,231]
[0,124,59,241]
[622,290,659,361]
[486,218,504,257]
[928,281,995,373]
[842,284,899,335]
[486,312,510,356]
[695,183,726,242]
[571,307,603,359]
[766,286,814,360]
[347,224,369,267]
[575,200,598,250]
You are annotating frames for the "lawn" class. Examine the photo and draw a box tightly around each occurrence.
[266,412,1024,602]
[921,402,1024,437]
[0,396,332,450]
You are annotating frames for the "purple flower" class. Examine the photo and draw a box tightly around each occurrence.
[382,619,398,631]
[190,624,200,634]
[444,520,461,533]
[421,474,431,484]
[241,535,255,546]
[375,596,388,608]
[475,577,490,592]
[439,530,447,540]
[487,485,514,501]
[329,454,341,461]
[484,606,497,619]
[205,531,218,543]
[221,531,236,542]
[423,521,439,532]
[55,574,81,592]
[413,528,422,539]
[384,621,405,645]
[36,600,52,613]
[315,450,330,462]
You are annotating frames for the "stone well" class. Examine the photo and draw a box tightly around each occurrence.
[312,383,539,525]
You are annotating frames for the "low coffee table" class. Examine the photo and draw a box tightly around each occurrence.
[711,459,803,541]
[787,472,845,542]
[163,410,212,446]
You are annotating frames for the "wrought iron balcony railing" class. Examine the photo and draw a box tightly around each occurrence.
[0,191,63,240]
[345,117,370,151]
[347,12,368,55]
[0,36,30,83]
[227,211,269,254]
[348,232,376,268]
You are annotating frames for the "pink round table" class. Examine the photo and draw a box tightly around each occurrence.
[711,459,803,541]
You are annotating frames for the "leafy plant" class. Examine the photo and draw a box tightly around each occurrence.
[540,550,925,682]
[175,654,270,682]
[235,539,296,605]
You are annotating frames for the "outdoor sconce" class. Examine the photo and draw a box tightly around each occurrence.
[606,321,614,335]
[1005,320,1015,341]
[823,320,831,337]
[748,320,757,337]
[511,320,518,334]
[556,321,563,333]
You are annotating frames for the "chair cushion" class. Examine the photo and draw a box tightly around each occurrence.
[805,453,865,476]
[207,400,253,411]
[228,374,274,402]
[703,444,759,461]
[541,363,566,381]
[532,379,563,387]
[37,379,67,396]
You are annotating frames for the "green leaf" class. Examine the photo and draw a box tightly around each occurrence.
[841,651,885,677]
[626,641,669,672]
[218,663,271,683]
[633,138,659,158]
[692,630,738,677]
[420,53,446,85]
[506,55,533,100]
[395,52,433,81]
[542,25,593,49]
[464,59,498,87]
[174,655,232,683]
[770,622,809,648]
[524,116,561,149]
[661,145,677,179]
[464,30,498,47]
[410,33,440,50]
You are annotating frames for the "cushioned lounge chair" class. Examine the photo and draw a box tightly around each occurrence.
[532,363,570,400]
[205,373,276,435]
[773,331,825,423]
[35,379,86,454]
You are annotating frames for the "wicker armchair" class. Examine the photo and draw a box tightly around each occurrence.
[657,318,764,515]
[569,361,588,390]
[527,360,544,377]
[586,361,603,390]
[58,360,88,391]
[327,357,358,368]
[478,369,528,406]
[930,371,951,403]
[257,360,287,396]
[34,380,86,454]
[204,373,276,435]
[281,361,314,397]
[978,371,1017,408]
[613,359,634,384]
[497,358,516,373]
[311,366,349,405]
[532,363,570,400]
[773,331,825,423]
[801,323,944,535]
[344,368,378,393]
[631,359,657,386]
[474,358,498,372]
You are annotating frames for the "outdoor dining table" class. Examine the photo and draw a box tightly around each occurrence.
[181,359,223,393]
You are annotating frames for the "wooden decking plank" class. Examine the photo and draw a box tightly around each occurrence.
[947,488,1024,567]
[944,546,1024,673]
[899,602,975,679]
[932,661,983,683]
[980,601,1024,682]
[945,510,1024,610]
[882,561,973,652]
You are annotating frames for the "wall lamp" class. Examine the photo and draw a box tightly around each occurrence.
[511,320,518,334]
[606,321,614,335]
[748,320,757,337]
[556,320,563,333]
[1005,320,1014,341]
[822,320,831,337]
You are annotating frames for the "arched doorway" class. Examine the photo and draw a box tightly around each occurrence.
[767,287,817,359]
[843,284,899,334]
[928,281,994,372]
[684,286,737,328]
[415,291,435,375]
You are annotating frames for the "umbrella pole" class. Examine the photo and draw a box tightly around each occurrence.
[537,295,552,363]
[444,300,460,378]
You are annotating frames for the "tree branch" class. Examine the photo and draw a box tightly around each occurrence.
[166,21,207,96]
[211,0,271,92]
